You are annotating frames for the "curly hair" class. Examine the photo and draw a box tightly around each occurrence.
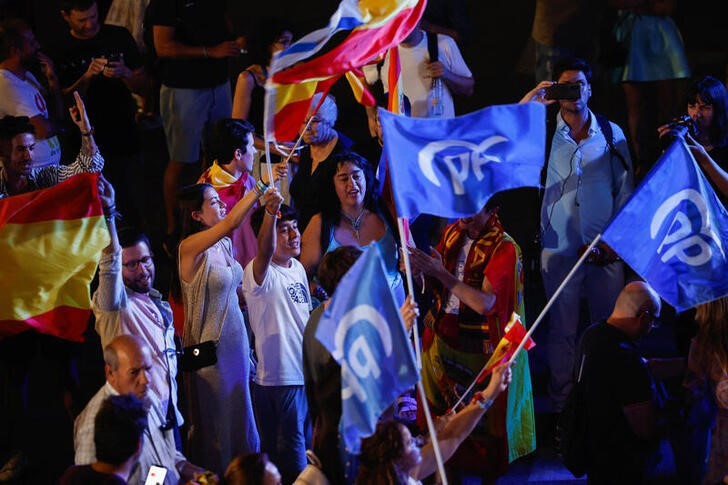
[355,420,410,485]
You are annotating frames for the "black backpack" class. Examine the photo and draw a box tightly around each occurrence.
[555,352,588,477]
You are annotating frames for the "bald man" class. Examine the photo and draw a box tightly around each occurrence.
[74,335,205,484]
[575,281,662,483]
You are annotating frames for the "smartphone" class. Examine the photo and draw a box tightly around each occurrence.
[544,83,581,100]
[144,465,167,485]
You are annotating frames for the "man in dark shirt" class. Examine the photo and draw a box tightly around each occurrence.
[146,0,241,248]
[45,0,145,225]
[577,281,662,483]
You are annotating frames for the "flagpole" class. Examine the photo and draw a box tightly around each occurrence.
[417,381,449,485]
[449,233,603,411]
[397,222,449,484]
[262,82,276,187]
[396,217,422,368]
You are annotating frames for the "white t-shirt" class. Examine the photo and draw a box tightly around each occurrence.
[364,33,472,118]
[443,237,474,314]
[0,69,61,169]
[242,258,312,386]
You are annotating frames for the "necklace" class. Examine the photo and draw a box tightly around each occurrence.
[341,208,366,240]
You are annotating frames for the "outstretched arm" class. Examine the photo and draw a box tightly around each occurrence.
[179,188,275,283]
[414,362,512,480]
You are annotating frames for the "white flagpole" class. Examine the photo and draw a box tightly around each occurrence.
[397,217,422,369]
[262,81,276,186]
[416,381,449,485]
[449,233,603,411]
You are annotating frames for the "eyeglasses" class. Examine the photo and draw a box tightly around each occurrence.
[122,255,154,270]
[639,309,661,329]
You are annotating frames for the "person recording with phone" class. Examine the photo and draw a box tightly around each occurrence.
[44,0,148,227]
[658,75,728,200]
[520,57,633,416]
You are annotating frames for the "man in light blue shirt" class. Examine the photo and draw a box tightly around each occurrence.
[522,57,633,412]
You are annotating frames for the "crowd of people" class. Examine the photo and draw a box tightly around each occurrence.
[1,0,728,484]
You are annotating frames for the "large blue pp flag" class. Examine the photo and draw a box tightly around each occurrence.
[602,141,728,311]
[379,102,546,218]
[315,245,419,453]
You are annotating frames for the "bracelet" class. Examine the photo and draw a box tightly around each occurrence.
[252,184,264,198]
[202,46,208,58]
[103,206,121,222]
[264,207,280,218]
[255,179,269,197]
[81,127,94,136]
[473,392,494,410]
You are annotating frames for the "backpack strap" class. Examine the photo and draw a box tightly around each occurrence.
[595,113,629,173]
[426,31,438,63]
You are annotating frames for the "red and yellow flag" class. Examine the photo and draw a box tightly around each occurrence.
[0,173,109,341]
[265,0,426,141]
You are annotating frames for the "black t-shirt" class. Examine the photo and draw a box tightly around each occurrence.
[146,0,231,88]
[577,322,659,482]
[59,465,127,484]
[45,25,141,155]
[289,134,355,232]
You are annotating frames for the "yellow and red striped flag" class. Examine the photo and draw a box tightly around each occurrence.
[0,173,109,341]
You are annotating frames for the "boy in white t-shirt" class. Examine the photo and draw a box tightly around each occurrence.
[242,195,312,484]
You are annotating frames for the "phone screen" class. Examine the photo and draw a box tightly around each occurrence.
[144,465,167,485]
[544,83,581,100]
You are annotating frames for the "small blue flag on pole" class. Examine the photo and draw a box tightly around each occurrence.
[315,245,419,453]
[378,102,546,219]
[602,140,728,311]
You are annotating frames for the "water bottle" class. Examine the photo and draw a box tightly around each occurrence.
[427,77,444,117]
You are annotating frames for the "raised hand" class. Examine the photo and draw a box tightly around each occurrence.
[68,91,92,133]
[399,295,420,332]
[97,174,116,209]
[519,80,557,105]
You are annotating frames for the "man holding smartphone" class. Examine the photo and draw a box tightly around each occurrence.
[521,57,633,416]
[44,0,147,227]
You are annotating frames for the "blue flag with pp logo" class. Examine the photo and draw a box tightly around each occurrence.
[378,102,546,219]
[315,245,419,453]
[602,140,728,311]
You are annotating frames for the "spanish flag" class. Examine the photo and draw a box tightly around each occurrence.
[0,173,109,342]
[265,0,426,141]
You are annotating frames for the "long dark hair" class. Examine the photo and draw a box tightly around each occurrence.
[687,75,728,148]
[355,420,410,485]
[320,151,378,225]
[170,183,213,300]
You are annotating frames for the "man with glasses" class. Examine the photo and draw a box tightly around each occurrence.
[521,57,633,414]
[574,281,662,482]
[92,175,183,443]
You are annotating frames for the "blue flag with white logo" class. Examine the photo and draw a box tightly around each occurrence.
[602,141,728,311]
[315,245,419,453]
[378,103,546,219]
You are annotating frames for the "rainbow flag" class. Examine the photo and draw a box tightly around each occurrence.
[0,173,109,342]
[265,0,426,141]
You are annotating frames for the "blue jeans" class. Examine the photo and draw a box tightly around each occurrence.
[252,384,312,483]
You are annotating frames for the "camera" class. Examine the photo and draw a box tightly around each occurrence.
[658,115,696,151]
